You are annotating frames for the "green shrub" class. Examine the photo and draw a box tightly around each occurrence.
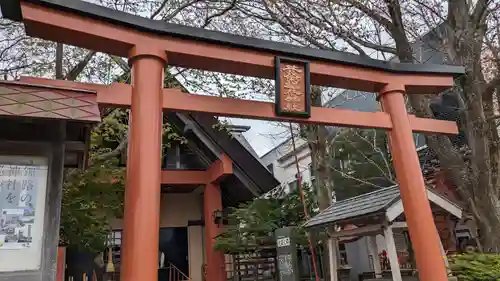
[449,253,500,281]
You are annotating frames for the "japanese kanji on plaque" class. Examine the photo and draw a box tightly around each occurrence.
[0,156,48,251]
[275,57,311,118]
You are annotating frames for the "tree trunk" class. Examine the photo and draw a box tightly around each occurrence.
[55,43,63,79]
[301,86,337,279]
[378,0,500,253]
[304,87,333,210]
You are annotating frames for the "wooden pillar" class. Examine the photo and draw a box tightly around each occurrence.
[367,236,382,278]
[120,46,167,281]
[383,227,402,281]
[327,238,338,281]
[204,183,225,281]
[379,84,448,281]
[438,236,451,275]
[188,225,204,281]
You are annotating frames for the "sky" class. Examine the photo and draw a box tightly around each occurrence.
[227,118,288,156]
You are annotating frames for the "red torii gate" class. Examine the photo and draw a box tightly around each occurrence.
[1,1,464,281]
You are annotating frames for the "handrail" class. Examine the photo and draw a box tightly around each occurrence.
[167,262,191,281]
[202,264,207,281]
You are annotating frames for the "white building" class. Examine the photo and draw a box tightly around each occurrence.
[260,90,381,195]
[260,137,313,193]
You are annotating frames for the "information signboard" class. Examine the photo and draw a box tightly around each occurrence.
[0,155,48,272]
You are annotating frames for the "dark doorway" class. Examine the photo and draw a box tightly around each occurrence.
[158,227,189,281]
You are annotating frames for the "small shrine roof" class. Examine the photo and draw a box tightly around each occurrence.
[304,185,463,229]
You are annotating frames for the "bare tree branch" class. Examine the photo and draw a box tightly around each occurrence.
[202,0,237,28]
[344,0,395,33]
[471,0,490,29]
[161,0,203,21]
[484,75,500,98]
[317,9,397,54]
[150,0,169,19]
[110,55,130,72]
[65,51,97,81]
[96,130,129,161]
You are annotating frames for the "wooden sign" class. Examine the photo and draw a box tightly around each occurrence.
[275,57,311,118]
[275,227,299,281]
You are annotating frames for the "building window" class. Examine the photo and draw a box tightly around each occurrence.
[179,144,205,169]
[289,179,299,192]
[104,230,122,265]
[164,143,180,169]
[108,230,122,246]
[414,133,426,149]
[288,173,300,192]
[339,243,348,265]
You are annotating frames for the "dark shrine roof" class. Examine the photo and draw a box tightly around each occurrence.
[2,0,464,77]
[189,112,280,195]
[304,186,401,229]
[167,112,280,206]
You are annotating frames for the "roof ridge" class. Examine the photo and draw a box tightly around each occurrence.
[312,185,399,218]
[337,185,399,204]
[305,185,464,229]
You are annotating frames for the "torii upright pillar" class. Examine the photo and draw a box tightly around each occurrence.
[204,154,233,281]
[120,46,167,281]
[379,84,448,281]
[204,183,226,281]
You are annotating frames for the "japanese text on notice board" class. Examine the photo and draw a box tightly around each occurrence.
[0,164,45,250]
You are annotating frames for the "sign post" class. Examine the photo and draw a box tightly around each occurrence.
[275,227,300,281]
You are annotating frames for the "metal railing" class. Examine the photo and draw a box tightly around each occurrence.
[167,262,191,281]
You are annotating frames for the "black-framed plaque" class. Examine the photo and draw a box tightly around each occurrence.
[275,227,299,281]
[274,57,311,118]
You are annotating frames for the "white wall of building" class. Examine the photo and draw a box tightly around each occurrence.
[260,137,314,193]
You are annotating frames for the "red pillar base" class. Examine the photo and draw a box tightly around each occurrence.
[204,183,226,281]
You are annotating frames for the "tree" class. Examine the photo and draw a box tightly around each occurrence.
[167,0,500,252]
[449,253,500,280]
[59,110,128,252]
[213,183,318,253]
[327,128,394,200]
[59,72,190,252]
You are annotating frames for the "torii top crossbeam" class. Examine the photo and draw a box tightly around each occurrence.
[2,0,463,93]
[0,2,464,281]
